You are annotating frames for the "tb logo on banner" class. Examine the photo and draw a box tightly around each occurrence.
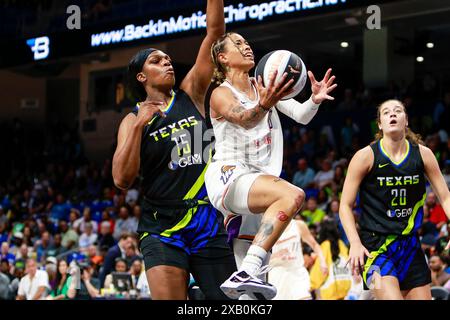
[26,36,50,60]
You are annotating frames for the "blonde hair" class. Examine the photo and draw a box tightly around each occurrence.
[373,99,423,145]
[210,32,236,85]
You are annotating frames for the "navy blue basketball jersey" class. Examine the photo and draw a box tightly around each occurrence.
[359,139,426,235]
[131,89,226,253]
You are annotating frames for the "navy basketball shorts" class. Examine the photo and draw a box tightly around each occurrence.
[360,230,431,291]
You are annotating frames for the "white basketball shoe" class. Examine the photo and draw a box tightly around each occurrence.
[220,269,277,300]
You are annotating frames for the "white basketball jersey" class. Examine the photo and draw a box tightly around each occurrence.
[211,79,283,176]
[269,220,305,269]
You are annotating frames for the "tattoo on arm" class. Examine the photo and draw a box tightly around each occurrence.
[254,220,274,246]
[229,103,268,129]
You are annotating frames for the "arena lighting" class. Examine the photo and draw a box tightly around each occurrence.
[426,42,434,49]
[340,41,349,48]
[90,0,349,48]
[416,56,424,62]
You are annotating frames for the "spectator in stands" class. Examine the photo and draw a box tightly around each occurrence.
[426,192,448,230]
[49,194,70,224]
[129,257,143,289]
[9,232,24,252]
[0,266,10,300]
[14,243,29,261]
[78,222,98,250]
[16,259,49,300]
[59,220,78,250]
[434,221,450,255]
[74,207,98,234]
[0,242,15,265]
[0,258,14,282]
[21,225,36,247]
[47,258,76,300]
[301,197,326,227]
[317,189,330,212]
[313,159,335,190]
[68,208,80,229]
[8,260,24,298]
[327,199,349,246]
[99,232,134,288]
[331,165,345,197]
[429,254,450,287]
[104,257,128,290]
[76,263,100,299]
[420,205,439,254]
[310,219,352,300]
[46,233,67,258]
[125,242,139,267]
[112,206,135,240]
[35,231,52,263]
[292,158,315,190]
[129,205,140,233]
[86,244,103,267]
[45,256,58,292]
[98,221,115,249]
[100,210,115,234]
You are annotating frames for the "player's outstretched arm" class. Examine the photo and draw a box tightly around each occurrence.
[339,146,373,275]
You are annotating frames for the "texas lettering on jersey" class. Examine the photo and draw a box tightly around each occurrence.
[148,116,199,142]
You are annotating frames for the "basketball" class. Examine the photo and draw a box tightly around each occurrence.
[254,50,307,100]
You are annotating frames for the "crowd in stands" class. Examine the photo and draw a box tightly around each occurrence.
[0,80,449,300]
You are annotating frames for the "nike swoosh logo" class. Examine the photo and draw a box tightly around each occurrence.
[153,211,158,219]
[378,163,389,168]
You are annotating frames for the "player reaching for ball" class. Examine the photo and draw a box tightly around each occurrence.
[205,32,337,299]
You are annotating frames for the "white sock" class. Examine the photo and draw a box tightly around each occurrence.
[239,245,267,276]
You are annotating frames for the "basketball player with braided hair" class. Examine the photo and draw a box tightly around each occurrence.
[340,99,450,300]
[112,0,238,300]
[205,32,337,299]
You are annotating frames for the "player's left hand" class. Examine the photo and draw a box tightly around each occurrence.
[309,68,337,104]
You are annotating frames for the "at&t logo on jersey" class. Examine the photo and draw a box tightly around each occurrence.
[26,36,50,60]
[220,165,236,185]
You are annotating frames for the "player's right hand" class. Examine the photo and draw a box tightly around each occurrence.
[135,100,166,127]
[256,70,294,110]
[347,241,372,276]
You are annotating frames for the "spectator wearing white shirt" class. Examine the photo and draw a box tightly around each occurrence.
[129,257,143,289]
[78,223,98,250]
[16,259,49,300]
[74,207,98,234]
